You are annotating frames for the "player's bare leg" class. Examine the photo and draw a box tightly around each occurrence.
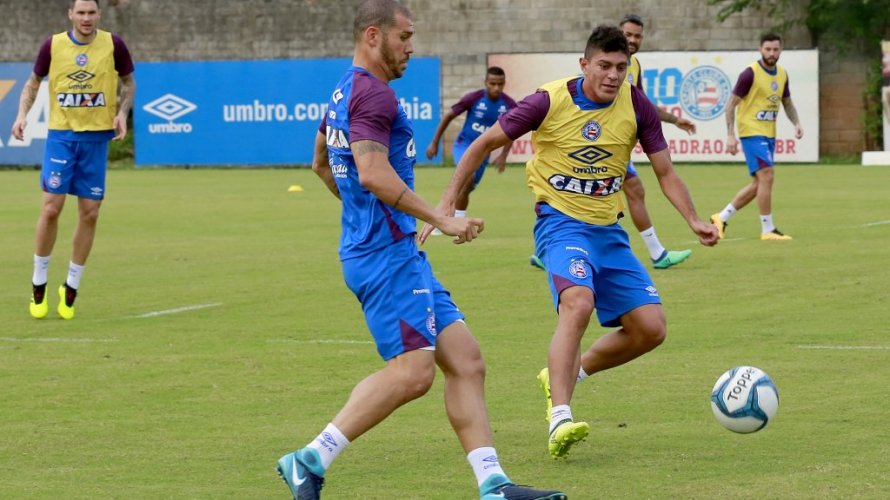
[578,303,666,376]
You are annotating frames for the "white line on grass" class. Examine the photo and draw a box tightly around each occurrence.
[137,303,223,318]
[268,339,374,345]
[858,220,890,227]
[0,337,118,343]
[796,345,890,350]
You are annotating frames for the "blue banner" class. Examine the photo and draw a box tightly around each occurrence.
[134,58,441,166]
[0,62,48,165]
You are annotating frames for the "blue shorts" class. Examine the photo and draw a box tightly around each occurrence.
[341,237,465,361]
[453,140,489,188]
[740,136,776,175]
[42,130,112,200]
[533,203,661,327]
[625,161,638,179]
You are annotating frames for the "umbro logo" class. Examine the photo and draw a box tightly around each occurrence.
[568,145,612,166]
[67,70,95,83]
[143,93,197,121]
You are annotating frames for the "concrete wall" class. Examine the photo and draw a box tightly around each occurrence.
[2,0,867,155]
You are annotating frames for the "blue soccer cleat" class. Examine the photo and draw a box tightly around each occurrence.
[480,473,567,500]
[277,448,325,500]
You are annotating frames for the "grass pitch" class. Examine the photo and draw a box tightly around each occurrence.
[1,164,888,499]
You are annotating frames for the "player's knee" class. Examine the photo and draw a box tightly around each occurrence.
[80,207,100,225]
[642,323,667,349]
[398,361,436,400]
[41,203,64,221]
[559,290,595,320]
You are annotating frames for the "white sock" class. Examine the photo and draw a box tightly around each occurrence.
[306,423,350,471]
[33,255,50,285]
[549,404,573,434]
[455,210,467,218]
[66,262,85,289]
[719,204,737,222]
[467,446,507,487]
[577,366,589,382]
[760,214,775,233]
[639,227,666,260]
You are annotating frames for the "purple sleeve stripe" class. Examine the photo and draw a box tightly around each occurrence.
[112,34,135,76]
[33,37,52,77]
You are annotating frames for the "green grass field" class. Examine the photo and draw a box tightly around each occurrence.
[1,164,888,499]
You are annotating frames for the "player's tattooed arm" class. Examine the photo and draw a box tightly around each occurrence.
[724,94,741,136]
[118,73,136,116]
[782,97,800,126]
[11,73,41,140]
[351,140,389,157]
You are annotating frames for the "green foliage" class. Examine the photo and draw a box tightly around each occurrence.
[1,166,889,497]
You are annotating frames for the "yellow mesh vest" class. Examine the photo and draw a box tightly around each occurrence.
[48,30,118,131]
[736,62,787,138]
[526,77,637,225]
[627,55,642,88]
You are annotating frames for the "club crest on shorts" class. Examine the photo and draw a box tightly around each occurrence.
[48,174,62,189]
[581,120,601,141]
[568,259,588,279]
[426,310,437,336]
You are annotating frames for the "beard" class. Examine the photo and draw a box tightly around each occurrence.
[381,39,406,79]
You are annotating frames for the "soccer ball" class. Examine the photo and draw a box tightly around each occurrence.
[710,366,779,433]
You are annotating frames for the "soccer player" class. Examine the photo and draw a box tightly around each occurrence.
[710,33,804,241]
[619,14,697,268]
[425,67,517,217]
[12,0,135,320]
[422,25,718,459]
[276,2,566,499]
[530,15,697,271]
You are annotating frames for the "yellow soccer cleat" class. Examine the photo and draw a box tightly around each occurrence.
[57,284,77,320]
[710,213,726,240]
[548,419,590,459]
[537,367,553,423]
[761,229,792,241]
[29,284,49,319]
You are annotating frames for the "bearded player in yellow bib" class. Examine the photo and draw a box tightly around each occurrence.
[12,0,135,320]
[711,33,803,241]
[421,25,718,459]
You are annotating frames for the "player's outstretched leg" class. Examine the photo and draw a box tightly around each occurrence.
[277,448,325,500]
[651,249,692,269]
[480,473,567,500]
[548,419,590,460]
[30,283,48,319]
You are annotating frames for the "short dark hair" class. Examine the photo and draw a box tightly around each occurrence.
[619,14,644,29]
[70,0,100,7]
[486,66,505,77]
[761,33,783,45]
[584,24,629,59]
[353,0,412,42]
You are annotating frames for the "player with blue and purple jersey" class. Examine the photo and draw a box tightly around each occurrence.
[12,0,135,320]
[711,33,803,241]
[276,2,565,499]
[423,25,718,460]
[426,67,517,215]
